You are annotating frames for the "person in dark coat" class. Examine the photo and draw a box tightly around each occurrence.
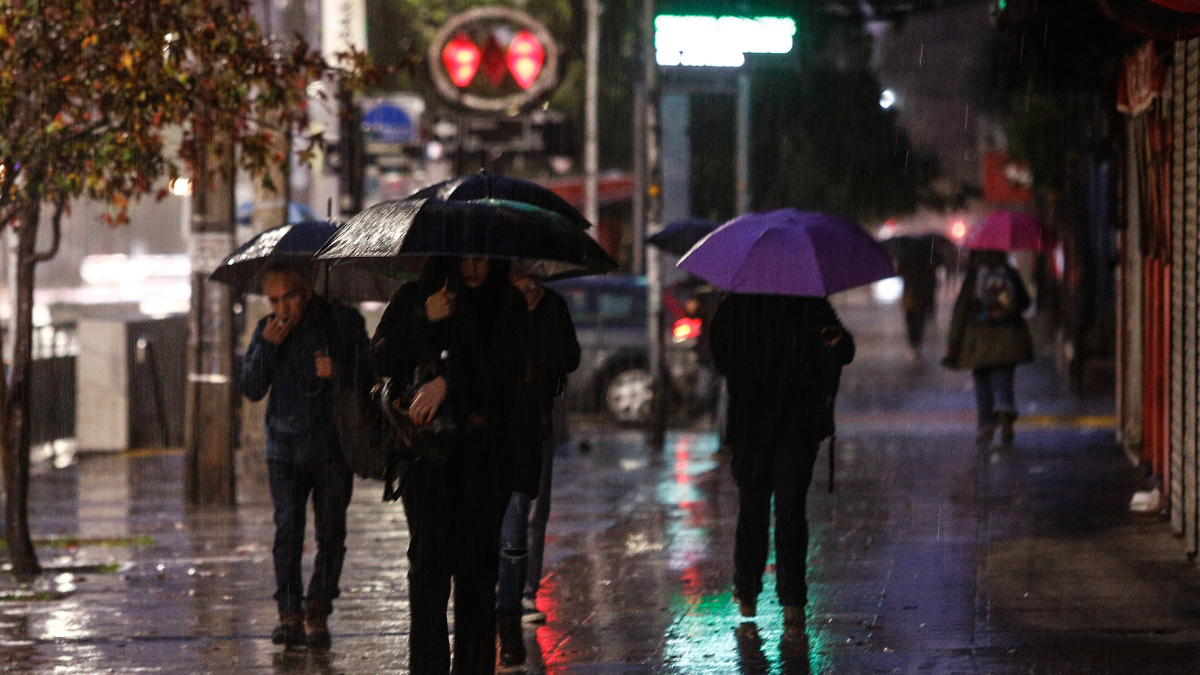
[239,263,368,651]
[368,256,530,675]
[943,249,1034,446]
[896,255,938,356]
[709,293,855,631]
[495,269,580,666]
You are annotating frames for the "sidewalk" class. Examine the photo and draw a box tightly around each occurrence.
[0,295,1197,674]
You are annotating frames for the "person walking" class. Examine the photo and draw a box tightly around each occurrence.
[496,270,580,667]
[896,254,938,359]
[942,249,1034,447]
[368,256,530,675]
[709,293,855,631]
[239,262,368,651]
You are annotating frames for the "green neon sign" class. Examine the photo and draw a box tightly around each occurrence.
[655,15,796,68]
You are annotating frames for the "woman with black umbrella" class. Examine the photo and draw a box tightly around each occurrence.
[367,256,532,675]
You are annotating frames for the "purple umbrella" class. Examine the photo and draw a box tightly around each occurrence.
[677,209,896,297]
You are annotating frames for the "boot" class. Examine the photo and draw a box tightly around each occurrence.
[271,611,306,649]
[498,612,526,667]
[998,411,1017,446]
[733,590,756,618]
[306,600,332,651]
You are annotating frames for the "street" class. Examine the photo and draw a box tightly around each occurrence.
[2,289,1198,675]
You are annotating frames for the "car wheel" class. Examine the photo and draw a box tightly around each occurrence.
[605,368,653,424]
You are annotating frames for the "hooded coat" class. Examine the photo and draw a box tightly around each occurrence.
[945,262,1035,370]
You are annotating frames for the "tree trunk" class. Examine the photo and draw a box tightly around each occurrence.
[3,199,41,576]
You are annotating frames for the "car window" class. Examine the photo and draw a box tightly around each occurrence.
[598,291,646,325]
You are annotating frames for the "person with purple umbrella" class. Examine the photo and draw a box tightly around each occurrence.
[680,209,891,633]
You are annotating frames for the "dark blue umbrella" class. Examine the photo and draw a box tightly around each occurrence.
[646,218,720,257]
[210,221,402,301]
[408,170,592,231]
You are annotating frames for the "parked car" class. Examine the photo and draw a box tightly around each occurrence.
[548,275,718,423]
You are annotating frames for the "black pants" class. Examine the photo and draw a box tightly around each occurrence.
[730,441,820,608]
[402,450,508,675]
[904,309,928,349]
[267,457,354,617]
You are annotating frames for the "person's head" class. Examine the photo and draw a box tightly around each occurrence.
[509,267,545,310]
[459,257,490,288]
[261,263,312,326]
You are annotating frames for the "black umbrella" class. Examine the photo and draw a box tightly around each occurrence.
[209,221,403,301]
[646,218,720,257]
[408,170,592,231]
[314,197,617,280]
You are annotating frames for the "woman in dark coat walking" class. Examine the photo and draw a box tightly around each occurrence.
[368,256,531,675]
[943,249,1034,446]
[709,293,855,630]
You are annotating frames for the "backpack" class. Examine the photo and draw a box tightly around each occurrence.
[974,266,1017,323]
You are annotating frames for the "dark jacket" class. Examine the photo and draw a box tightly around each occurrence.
[240,295,368,463]
[512,287,580,495]
[710,294,855,450]
[367,267,532,493]
[946,265,1034,369]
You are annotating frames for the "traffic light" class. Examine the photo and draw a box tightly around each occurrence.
[441,32,482,88]
[506,30,545,90]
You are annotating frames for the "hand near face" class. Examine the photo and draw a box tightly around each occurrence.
[315,351,334,379]
[262,316,291,345]
[425,282,456,322]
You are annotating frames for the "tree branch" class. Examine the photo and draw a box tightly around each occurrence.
[30,195,65,264]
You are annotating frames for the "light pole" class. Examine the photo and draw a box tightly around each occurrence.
[584,0,601,237]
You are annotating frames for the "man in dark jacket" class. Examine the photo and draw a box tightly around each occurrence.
[368,257,531,675]
[709,293,854,631]
[239,263,368,650]
[496,270,580,666]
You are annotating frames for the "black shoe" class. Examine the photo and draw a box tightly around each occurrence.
[498,613,526,667]
[271,613,307,648]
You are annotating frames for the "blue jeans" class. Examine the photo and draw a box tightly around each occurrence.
[497,491,533,614]
[972,365,1016,427]
[267,457,354,616]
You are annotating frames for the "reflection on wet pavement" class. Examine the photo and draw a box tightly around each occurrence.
[0,291,1198,673]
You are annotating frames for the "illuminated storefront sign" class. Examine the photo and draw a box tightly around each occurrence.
[655,15,796,67]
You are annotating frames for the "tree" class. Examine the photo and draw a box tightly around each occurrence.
[0,0,343,576]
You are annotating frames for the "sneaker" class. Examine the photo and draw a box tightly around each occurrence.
[271,612,306,649]
[521,597,546,624]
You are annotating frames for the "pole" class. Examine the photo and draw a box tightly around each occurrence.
[584,0,601,236]
[735,70,751,216]
[632,82,647,275]
[643,0,667,450]
[184,134,238,508]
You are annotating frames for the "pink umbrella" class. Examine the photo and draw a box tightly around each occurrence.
[963,210,1052,251]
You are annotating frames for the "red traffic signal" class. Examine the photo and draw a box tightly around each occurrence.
[441,32,481,88]
[506,30,545,90]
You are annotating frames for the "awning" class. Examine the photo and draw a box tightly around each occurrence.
[1098,0,1200,39]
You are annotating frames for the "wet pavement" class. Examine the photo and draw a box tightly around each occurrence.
[4,289,1200,674]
